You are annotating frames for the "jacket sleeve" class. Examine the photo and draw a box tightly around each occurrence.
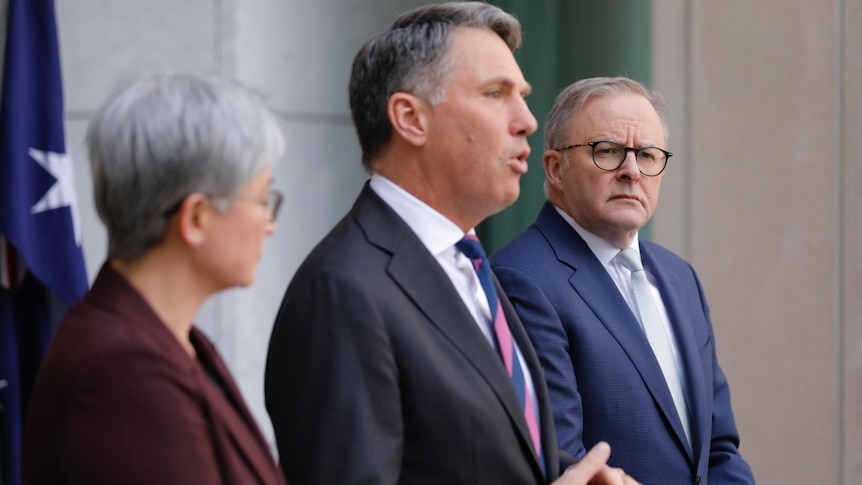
[265,270,403,485]
[494,264,589,462]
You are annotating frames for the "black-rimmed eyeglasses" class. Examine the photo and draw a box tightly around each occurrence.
[162,190,284,221]
[553,140,672,176]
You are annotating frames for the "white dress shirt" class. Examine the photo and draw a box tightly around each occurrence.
[553,205,688,384]
[370,174,540,408]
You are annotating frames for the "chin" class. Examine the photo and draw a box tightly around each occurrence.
[231,270,258,289]
[502,187,521,208]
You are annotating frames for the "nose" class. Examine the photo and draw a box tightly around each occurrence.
[265,220,277,235]
[616,150,641,181]
[512,95,538,137]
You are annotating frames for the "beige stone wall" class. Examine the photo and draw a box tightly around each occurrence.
[652,1,861,483]
[843,1,862,482]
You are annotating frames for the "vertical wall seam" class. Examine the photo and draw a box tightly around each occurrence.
[836,0,846,482]
[684,0,693,259]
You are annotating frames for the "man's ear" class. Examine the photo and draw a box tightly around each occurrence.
[388,92,429,147]
[543,149,566,192]
[175,193,210,248]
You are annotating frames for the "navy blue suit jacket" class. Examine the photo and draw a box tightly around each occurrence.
[491,202,754,485]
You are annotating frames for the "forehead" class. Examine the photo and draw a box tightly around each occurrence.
[443,27,527,86]
[573,93,665,142]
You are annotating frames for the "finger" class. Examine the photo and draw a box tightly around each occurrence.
[563,441,611,481]
[616,467,642,485]
[624,473,643,485]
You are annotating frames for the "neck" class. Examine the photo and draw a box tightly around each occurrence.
[374,169,480,233]
[111,250,211,357]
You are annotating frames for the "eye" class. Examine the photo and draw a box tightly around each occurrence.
[487,89,503,99]
[638,150,656,161]
[639,148,664,161]
[594,142,623,157]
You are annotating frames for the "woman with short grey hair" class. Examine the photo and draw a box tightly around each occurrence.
[22,73,288,485]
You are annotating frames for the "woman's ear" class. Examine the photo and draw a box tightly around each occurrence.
[388,92,429,147]
[175,193,210,248]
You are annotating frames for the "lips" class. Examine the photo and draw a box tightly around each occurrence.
[508,148,530,174]
[611,193,640,202]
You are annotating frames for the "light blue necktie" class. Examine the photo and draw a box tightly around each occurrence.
[616,248,691,447]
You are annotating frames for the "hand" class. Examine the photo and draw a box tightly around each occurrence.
[551,442,642,485]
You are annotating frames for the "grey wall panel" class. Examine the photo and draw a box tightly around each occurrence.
[229,0,428,115]
[52,0,431,455]
[842,0,862,481]
[58,0,219,111]
[653,0,853,483]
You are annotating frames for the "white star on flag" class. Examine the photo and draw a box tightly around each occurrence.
[28,147,82,247]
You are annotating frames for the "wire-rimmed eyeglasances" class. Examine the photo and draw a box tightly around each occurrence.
[162,190,283,221]
[234,190,283,221]
[553,140,672,176]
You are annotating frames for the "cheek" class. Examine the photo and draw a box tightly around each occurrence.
[642,180,662,207]
[243,225,267,254]
[568,176,598,203]
[226,222,265,262]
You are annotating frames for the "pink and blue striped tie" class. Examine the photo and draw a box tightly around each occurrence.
[456,235,545,475]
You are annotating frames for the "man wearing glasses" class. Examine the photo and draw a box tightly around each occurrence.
[491,77,755,485]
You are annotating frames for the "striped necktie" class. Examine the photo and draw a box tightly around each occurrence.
[456,235,545,474]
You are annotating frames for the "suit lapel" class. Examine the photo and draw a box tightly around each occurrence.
[641,246,705,461]
[353,185,541,475]
[535,204,691,457]
[193,330,284,484]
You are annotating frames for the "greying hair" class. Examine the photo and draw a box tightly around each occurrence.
[542,77,669,197]
[544,76,669,151]
[87,73,286,259]
[349,1,522,171]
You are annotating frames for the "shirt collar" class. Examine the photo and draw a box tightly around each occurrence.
[369,173,468,256]
[552,204,640,265]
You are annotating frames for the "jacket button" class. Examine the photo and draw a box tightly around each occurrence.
[695,476,702,485]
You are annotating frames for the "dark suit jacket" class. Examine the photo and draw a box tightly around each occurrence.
[22,263,286,485]
[491,202,755,485]
[265,184,573,485]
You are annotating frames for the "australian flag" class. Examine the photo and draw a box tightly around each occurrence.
[0,0,88,483]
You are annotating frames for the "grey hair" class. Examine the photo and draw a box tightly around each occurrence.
[542,77,669,196]
[87,73,286,259]
[544,76,669,151]
[349,1,522,172]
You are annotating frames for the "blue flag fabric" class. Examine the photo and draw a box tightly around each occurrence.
[0,0,88,483]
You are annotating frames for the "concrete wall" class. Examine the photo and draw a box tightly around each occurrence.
[53,0,424,454]
[652,0,860,483]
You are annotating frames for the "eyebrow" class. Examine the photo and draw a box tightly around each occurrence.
[489,77,532,96]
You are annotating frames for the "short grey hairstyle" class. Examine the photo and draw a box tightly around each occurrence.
[542,77,669,196]
[87,73,286,259]
[544,76,669,151]
[348,1,522,171]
